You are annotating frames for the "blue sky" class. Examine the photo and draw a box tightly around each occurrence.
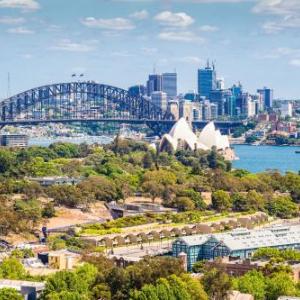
[0,0,300,99]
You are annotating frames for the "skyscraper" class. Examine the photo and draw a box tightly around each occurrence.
[162,72,177,100]
[257,87,273,109]
[151,91,167,111]
[147,74,162,96]
[197,61,217,98]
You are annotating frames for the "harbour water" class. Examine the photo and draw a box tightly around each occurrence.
[233,145,300,173]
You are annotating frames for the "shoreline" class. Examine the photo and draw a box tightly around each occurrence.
[231,143,300,147]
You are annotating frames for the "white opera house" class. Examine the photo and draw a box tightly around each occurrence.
[159,118,235,160]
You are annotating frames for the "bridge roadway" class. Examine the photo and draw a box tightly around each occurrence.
[0,117,244,129]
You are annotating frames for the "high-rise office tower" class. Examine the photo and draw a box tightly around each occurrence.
[197,61,217,98]
[216,77,225,90]
[202,100,212,120]
[162,72,177,100]
[151,91,167,111]
[257,87,273,109]
[280,102,293,118]
[210,89,231,116]
[147,74,162,96]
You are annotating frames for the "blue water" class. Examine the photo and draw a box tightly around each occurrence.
[233,145,300,173]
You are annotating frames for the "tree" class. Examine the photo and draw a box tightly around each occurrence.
[142,152,153,169]
[49,143,80,158]
[92,283,111,300]
[75,263,97,287]
[0,258,27,280]
[207,147,218,169]
[233,270,266,300]
[0,288,23,300]
[180,274,208,300]
[212,190,232,212]
[192,260,206,273]
[78,176,118,202]
[126,257,184,291]
[265,272,297,300]
[43,291,88,300]
[245,135,258,144]
[105,267,130,300]
[176,197,195,212]
[41,270,90,300]
[142,181,164,203]
[167,275,191,300]
[247,190,265,210]
[266,195,298,218]
[232,192,248,212]
[275,136,289,145]
[202,265,232,300]
[47,185,86,208]
[42,202,56,218]
[0,150,15,174]
[14,199,42,228]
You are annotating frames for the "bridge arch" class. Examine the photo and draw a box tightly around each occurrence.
[0,81,174,123]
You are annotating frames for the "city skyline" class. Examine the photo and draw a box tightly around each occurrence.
[0,0,300,99]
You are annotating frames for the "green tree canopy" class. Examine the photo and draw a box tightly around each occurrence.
[0,288,23,300]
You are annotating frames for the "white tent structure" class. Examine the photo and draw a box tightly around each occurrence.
[159,118,230,152]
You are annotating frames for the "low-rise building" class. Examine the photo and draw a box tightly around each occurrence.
[27,176,81,186]
[38,250,81,270]
[0,279,45,300]
[0,134,28,147]
[229,291,254,300]
[173,224,300,271]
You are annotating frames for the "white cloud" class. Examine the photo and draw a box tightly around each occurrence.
[176,56,203,64]
[114,0,252,2]
[81,17,135,30]
[141,47,158,55]
[130,9,148,20]
[186,0,253,2]
[51,39,97,52]
[254,0,300,33]
[0,0,40,10]
[289,59,300,66]
[253,0,300,15]
[111,51,133,57]
[199,25,219,32]
[20,53,32,59]
[7,26,33,34]
[258,47,300,67]
[0,16,25,24]
[158,30,203,42]
[154,11,194,27]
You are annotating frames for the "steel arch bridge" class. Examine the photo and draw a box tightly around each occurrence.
[0,81,175,128]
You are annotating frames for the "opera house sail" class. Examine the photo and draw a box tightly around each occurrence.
[159,118,235,160]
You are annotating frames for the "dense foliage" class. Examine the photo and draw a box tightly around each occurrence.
[0,139,299,236]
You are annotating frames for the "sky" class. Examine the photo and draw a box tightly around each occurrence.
[0,0,300,99]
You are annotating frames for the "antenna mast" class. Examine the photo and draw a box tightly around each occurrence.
[7,72,11,98]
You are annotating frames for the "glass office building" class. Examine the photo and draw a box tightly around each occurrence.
[162,73,177,100]
[198,63,217,98]
[173,225,300,271]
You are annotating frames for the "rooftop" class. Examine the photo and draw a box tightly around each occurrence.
[0,279,45,290]
[176,224,300,251]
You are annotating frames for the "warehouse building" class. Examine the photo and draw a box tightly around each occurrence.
[172,225,300,271]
